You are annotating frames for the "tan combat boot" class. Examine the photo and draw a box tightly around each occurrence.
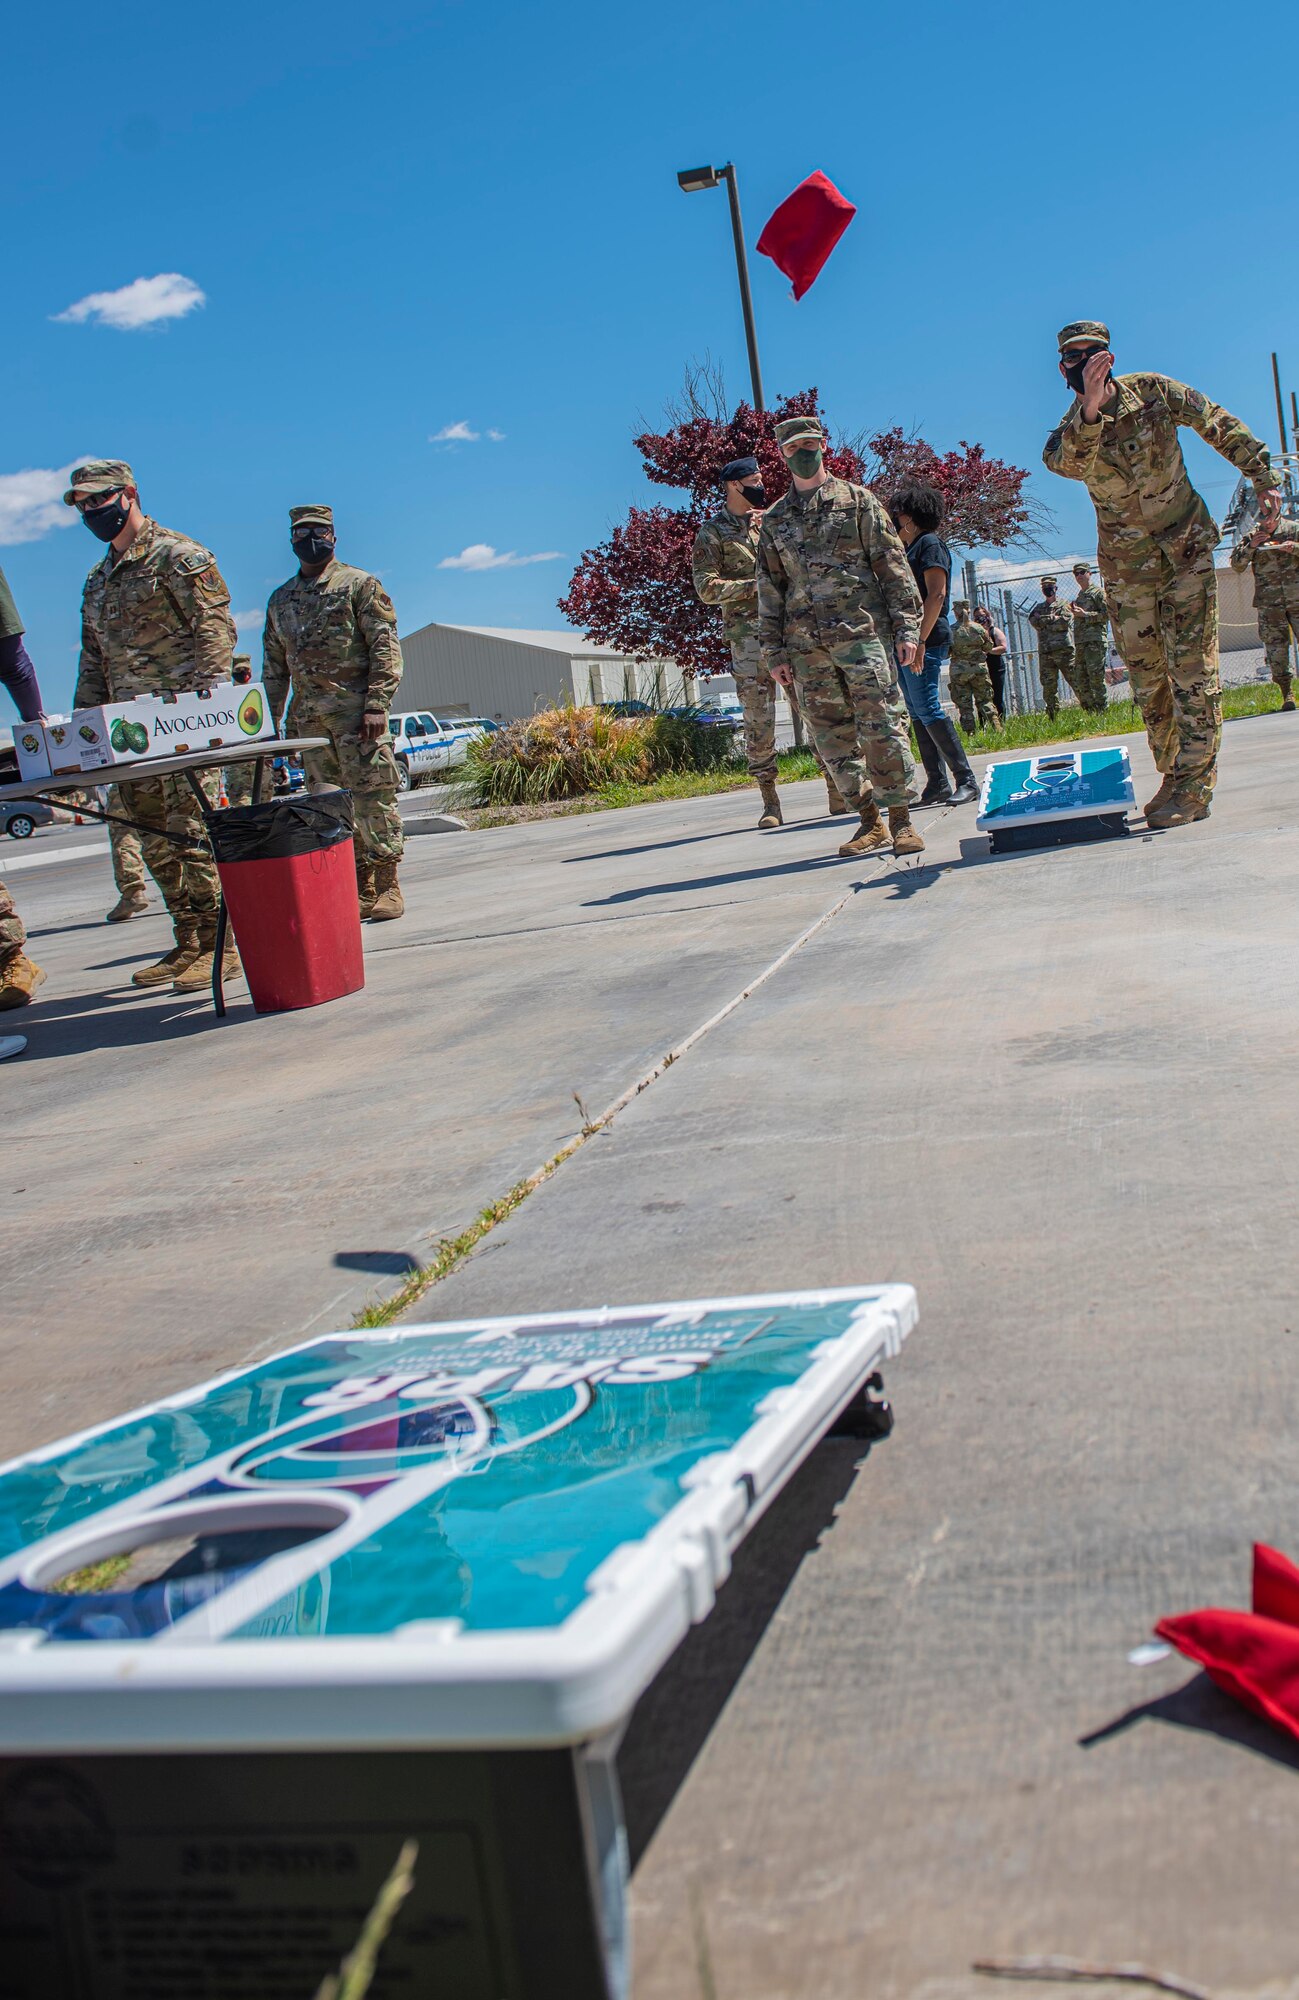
[369,860,405,921]
[825,777,852,816]
[1143,774,1178,819]
[1146,789,1210,830]
[356,856,377,919]
[1280,673,1296,713]
[132,923,200,988]
[756,778,782,830]
[172,918,243,994]
[0,954,47,1010]
[889,806,926,857]
[106,889,149,923]
[838,801,892,857]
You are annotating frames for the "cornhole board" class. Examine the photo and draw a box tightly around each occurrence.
[0,1285,915,2000]
[977,745,1134,851]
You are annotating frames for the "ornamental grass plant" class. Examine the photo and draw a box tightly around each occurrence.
[461,701,733,805]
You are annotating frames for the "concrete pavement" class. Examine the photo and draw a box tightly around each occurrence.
[6,714,1299,1995]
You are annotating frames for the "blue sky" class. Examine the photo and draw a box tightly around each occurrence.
[5,0,1296,714]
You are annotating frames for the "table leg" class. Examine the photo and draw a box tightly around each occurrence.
[211,900,229,1019]
[251,756,268,806]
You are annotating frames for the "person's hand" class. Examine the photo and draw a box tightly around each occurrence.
[771,662,794,688]
[360,710,386,742]
[1256,487,1283,537]
[897,640,919,671]
[1080,351,1114,422]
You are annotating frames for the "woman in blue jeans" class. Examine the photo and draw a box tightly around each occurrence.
[889,483,978,805]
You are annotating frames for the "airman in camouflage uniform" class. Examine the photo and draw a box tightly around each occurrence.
[1069,563,1110,710]
[68,459,238,988]
[106,798,148,921]
[757,415,924,859]
[1027,578,1083,718]
[0,881,42,1016]
[264,506,406,919]
[0,564,46,1012]
[692,456,848,828]
[948,601,999,732]
[1231,515,1299,711]
[1044,319,1281,825]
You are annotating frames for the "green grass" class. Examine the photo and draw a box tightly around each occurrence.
[51,1554,132,1594]
[963,680,1282,755]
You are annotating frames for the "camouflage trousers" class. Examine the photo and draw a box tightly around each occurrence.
[791,638,914,811]
[297,706,404,864]
[948,662,998,734]
[1254,570,1299,684]
[223,760,257,807]
[1103,551,1220,808]
[117,772,222,926]
[730,636,831,784]
[0,878,26,972]
[1073,639,1109,710]
[108,787,146,895]
[1037,644,1087,717]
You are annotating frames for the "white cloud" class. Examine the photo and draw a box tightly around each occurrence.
[53,272,206,332]
[232,608,264,635]
[429,422,506,446]
[0,462,91,546]
[437,544,562,572]
[976,552,1094,584]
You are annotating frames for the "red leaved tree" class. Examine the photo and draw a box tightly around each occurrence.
[559,364,1046,678]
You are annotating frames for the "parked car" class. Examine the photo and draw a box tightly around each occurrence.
[2,799,56,840]
[661,704,744,736]
[597,699,656,718]
[387,711,469,791]
[450,715,500,740]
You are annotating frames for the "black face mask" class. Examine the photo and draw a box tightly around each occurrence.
[81,496,130,543]
[1063,344,1109,398]
[293,532,335,567]
[740,483,766,509]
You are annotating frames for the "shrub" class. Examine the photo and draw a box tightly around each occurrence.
[461,702,736,804]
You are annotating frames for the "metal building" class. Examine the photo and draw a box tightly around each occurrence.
[397,623,688,723]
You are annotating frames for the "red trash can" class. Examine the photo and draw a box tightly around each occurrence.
[209,789,364,1013]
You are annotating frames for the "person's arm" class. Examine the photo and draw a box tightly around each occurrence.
[691,523,757,612]
[74,598,109,708]
[756,524,792,686]
[915,564,947,656]
[0,635,45,721]
[355,575,403,737]
[167,550,236,683]
[990,623,1008,651]
[860,494,920,662]
[261,602,291,731]
[1159,376,1280,493]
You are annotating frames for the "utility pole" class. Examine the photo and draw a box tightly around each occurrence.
[676,162,765,412]
[1271,352,1288,458]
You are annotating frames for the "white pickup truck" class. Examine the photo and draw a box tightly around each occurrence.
[387,710,470,791]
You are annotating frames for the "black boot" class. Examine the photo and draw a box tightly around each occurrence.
[928,712,979,804]
[913,719,953,806]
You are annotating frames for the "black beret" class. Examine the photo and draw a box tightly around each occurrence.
[719,456,760,482]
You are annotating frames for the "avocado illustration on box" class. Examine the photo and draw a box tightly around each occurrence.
[109,718,151,756]
[237,687,265,736]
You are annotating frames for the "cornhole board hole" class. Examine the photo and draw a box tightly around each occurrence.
[0,1285,915,2000]
[977,745,1134,852]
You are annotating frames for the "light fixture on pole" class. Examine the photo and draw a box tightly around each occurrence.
[676,162,765,413]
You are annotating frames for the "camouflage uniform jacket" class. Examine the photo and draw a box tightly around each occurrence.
[1230,513,1299,584]
[263,560,404,724]
[1027,597,1074,650]
[75,517,236,704]
[691,509,761,646]
[1071,585,1109,635]
[949,619,994,669]
[756,477,921,673]
[1043,373,1279,573]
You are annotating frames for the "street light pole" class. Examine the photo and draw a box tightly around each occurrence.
[676,160,765,412]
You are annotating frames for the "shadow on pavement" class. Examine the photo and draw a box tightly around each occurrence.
[583,853,854,906]
[619,1435,875,1870]
[10,988,250,1055]
[333,1250,421,1275]
[1079,1669,1299,1772]
[563,815,847,867]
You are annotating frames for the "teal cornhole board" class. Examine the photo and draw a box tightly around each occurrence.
[977,745,1134,851]
[0,1286,914,2000]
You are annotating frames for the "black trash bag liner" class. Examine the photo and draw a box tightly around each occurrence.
[208,787,355,864]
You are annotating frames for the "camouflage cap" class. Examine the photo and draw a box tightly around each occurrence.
[773,416,825,447]
[953,598,969,610]
[289,504,334,529]
[1041,575,1057,585]
[63,459,135,504]
[1072,560,1092,572]
[1057,320,1110,352]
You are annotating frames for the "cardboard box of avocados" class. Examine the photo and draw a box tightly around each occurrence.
[75,683,273,770]
[40,717,85,776]
[12,718,65,782]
